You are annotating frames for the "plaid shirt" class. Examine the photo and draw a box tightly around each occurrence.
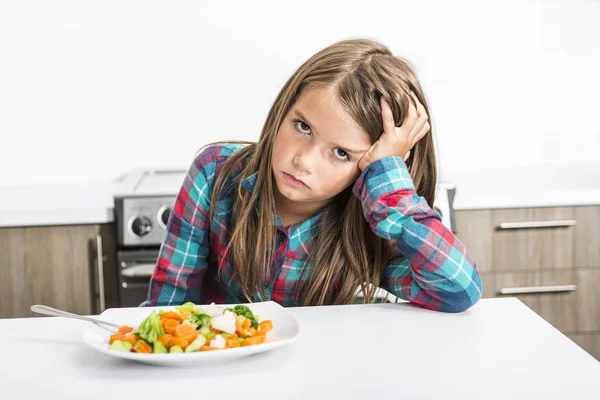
[144,144,482,312]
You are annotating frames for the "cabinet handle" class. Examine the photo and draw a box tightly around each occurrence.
[497,220,577,230]
[96,235,106,312]
[499,284,578,295]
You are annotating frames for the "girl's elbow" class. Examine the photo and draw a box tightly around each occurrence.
[440,270,483,313]
[440,293,480,313]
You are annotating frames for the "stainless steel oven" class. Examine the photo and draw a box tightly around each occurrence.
[117,248,161,307]
[113,170,186,307]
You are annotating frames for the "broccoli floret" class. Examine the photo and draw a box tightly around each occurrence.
[185,335,207,353]
[175,302,196,314]
[204,331,216,340]
[186,313,212,330]
[169,345,183,354]
[110,340,132,352]
[153,341,168,354]
[226,305,259,329]
[134,311,164,344]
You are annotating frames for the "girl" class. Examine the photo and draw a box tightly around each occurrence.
[145,38,482,313]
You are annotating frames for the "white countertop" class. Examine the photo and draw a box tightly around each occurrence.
[1,298,599,399]
[0,182,117,228]
[0,165,599,228]
[453,187,600,210]
[445,165,600,210]
[0,169,188,228]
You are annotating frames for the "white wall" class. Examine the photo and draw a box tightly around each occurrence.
[1,0,598,186]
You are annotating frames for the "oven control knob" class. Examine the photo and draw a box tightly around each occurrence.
[157,205,172,228]
[130,215,153,237]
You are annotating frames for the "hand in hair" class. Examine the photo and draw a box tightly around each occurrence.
[358,93,430,171]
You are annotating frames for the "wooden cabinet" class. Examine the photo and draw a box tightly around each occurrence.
[455,207,577,272]
[480,269,600,333]
[0,224,118,318]
[574,206,600,268]
[454,209,493,272]
[491,207,575,271]
[457,205,600,360]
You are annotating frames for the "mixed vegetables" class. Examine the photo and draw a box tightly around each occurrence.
[108,302,273,354]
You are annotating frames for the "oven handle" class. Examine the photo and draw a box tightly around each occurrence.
[121,263,156,279]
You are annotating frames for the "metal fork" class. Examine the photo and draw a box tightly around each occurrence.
[30,305,121,334]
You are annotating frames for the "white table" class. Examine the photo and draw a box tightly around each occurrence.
[1,298,599,399]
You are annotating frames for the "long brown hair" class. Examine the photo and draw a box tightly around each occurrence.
[207,38,436,306]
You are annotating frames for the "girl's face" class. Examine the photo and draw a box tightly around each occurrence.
[271,86,372,216]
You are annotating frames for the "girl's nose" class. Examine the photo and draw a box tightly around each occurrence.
[294,146,318,172]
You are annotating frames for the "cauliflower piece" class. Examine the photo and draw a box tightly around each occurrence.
[205,302,225,318]
[211,310,236,334]
[209,334,226,349]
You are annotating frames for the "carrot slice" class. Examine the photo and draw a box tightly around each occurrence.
[160,311,183,321]
[248,327,257,336]
[174,323,199,343]
[200,345,218,351]
[179,311,191,320]
[162,318,180,335]
[109,333,125,344]
[158,334,173,347]
[122,334,139,346]
[242,319,251,330]
[242,335,265,347]
[134,340,152,353]
[226,337,241,348]
[118,325,134,335]
[235,321,245,336]
[259,320,273,333]
[169,336,189,350]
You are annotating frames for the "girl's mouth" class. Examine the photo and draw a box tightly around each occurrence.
[283,172,308,189]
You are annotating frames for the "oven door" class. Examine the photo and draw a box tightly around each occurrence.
[117,249,159,308]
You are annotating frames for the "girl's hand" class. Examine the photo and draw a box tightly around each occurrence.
[358,93,430,171]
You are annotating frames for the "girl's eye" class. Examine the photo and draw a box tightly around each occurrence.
[333,148,349,161]
[294,120,311,134]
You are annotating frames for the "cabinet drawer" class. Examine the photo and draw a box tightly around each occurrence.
[568,332,600,361]
[456,207,576,272]
[480,269,600,333]
[574,205,600,268]
[492,207,576,271]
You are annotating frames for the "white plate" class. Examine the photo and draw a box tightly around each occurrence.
[83,301,300,367]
